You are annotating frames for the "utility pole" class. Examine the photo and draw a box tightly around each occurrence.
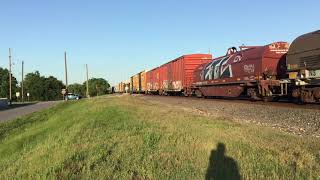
[8,48,12,104]
[86,64,89,98]
[21,61,24,103]
[64,51,68,90]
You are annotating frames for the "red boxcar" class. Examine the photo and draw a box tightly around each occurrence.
[147,54,212,95]
[192,42,289,100]
[146,67,160,93]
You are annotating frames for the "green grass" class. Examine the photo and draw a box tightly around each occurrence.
[0,95,319,179]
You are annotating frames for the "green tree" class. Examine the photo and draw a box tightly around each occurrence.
[83,78,110,97]
[24,71,44,101]
[43,76,64,101]
[24,71,64,101]
[0,67,18,100]
[68,83,85,96]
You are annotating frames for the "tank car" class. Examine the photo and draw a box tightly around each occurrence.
[286,30,320,103]
[191,42,289,101]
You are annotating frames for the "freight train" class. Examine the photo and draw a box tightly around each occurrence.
[116,30,320,104]
[286,30,320,103]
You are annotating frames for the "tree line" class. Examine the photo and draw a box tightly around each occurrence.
[0,67,110,101]
[68,78,111,98]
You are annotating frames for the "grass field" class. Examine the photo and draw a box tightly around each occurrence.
[0,95,319,179]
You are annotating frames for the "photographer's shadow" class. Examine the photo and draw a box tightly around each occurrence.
[205,143,241,180]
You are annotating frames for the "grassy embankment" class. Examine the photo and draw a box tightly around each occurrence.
[0,95,319,179]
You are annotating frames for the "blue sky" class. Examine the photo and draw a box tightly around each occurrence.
[0,0,319,85]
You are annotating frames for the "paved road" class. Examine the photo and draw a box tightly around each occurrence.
[0,101,60,122]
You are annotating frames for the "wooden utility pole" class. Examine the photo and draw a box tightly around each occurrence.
[64,51,68,90]
[8,48,12,104]
[86,64,89,98]
[21,61,24,102]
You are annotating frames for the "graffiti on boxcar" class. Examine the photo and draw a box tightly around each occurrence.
[154,83,159,90]
[204,61,214,80]
[204,56,233,80]
[172,81,182,90]
[243,64,255,74]
[162,80,169,89]
[233,55,242,63]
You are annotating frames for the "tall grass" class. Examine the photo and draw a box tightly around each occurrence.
[0,95,319,179]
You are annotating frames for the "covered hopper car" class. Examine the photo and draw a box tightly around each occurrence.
[286,30,320,103]
[191,42,289,101]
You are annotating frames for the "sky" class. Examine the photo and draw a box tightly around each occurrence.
[0,0,319,86]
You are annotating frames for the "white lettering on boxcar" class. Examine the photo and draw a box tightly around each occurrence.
[244,64,255,74]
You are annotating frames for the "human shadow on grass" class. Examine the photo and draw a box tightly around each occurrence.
[205,142,241,180]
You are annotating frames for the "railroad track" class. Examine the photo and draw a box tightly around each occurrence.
[142,94,320,111]
[139,94,320,137]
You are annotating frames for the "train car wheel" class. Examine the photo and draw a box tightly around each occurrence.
[250,98,257,102]
[159,90,163,96]
[248,88,260,101]
[262,96,274,102]
[293,97,305,105]
[195,89,203,98]
[183,91,189,97]
[272,96,280,102]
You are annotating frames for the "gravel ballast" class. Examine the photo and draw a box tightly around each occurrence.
[139,95,320,137]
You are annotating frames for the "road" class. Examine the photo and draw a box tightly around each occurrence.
[0,101,60,122]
